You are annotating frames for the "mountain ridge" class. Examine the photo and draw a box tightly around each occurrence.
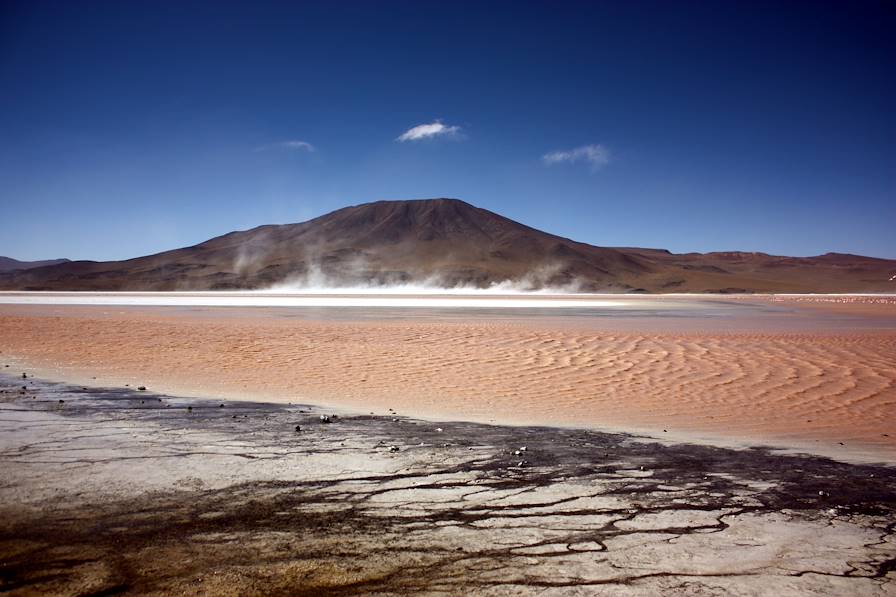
[0,256,70,272]
[1,198,893,293]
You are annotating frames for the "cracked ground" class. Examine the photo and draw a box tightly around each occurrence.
[1,374,894,595]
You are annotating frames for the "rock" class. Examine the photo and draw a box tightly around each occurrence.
[517,460,527,467]
[21,372,27,379]
[519,446,527,451]
[513,450,521,456]
[58,399,64,404]
[388,445,400,452]
[219,404,225,408]
[319,415,332,424]
[294,425,301,432]
[187,406,193,412]
[137,386,146,391]
[435,427,443,432]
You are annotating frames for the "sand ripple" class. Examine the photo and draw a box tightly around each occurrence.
[1,306,894,459]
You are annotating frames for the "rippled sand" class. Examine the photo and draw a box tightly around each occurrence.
[0,295,894,461]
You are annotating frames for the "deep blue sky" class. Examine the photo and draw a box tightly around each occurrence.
[1,0,894,261]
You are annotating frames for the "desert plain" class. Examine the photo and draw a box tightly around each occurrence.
[1,292,895,594]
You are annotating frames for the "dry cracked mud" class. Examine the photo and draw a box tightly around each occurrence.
[1,373,894,595]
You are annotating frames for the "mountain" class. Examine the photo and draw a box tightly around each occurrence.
[0,256,69,272]
[0,198,893,292]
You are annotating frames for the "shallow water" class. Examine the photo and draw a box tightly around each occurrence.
[2,293,895,463]
[1,291,894,330]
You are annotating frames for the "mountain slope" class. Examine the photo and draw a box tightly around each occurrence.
[0,257,69,272]
[0,198,893,292]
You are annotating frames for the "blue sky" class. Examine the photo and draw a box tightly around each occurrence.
[1,0,894,261]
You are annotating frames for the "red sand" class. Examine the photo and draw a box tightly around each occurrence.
[1,296,894,462]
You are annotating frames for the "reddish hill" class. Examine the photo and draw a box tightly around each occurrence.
[1,199,893,292]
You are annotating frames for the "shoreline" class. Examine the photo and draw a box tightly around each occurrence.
[4,360,894,467]
[2,372,895,594]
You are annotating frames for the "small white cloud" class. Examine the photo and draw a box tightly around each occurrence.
[396,120,461,142]
[542,144,610,170]
[255,140,316,152]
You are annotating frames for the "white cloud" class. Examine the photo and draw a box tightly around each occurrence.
[542,144,610,170]
[255,140,316,152]
[396,120,461,142]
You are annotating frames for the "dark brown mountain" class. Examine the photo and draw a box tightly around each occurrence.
[1,198,893,292]
[0,256,69,272]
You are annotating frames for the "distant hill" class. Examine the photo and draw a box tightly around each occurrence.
[0,198,893,292]
[0,256,69,272]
